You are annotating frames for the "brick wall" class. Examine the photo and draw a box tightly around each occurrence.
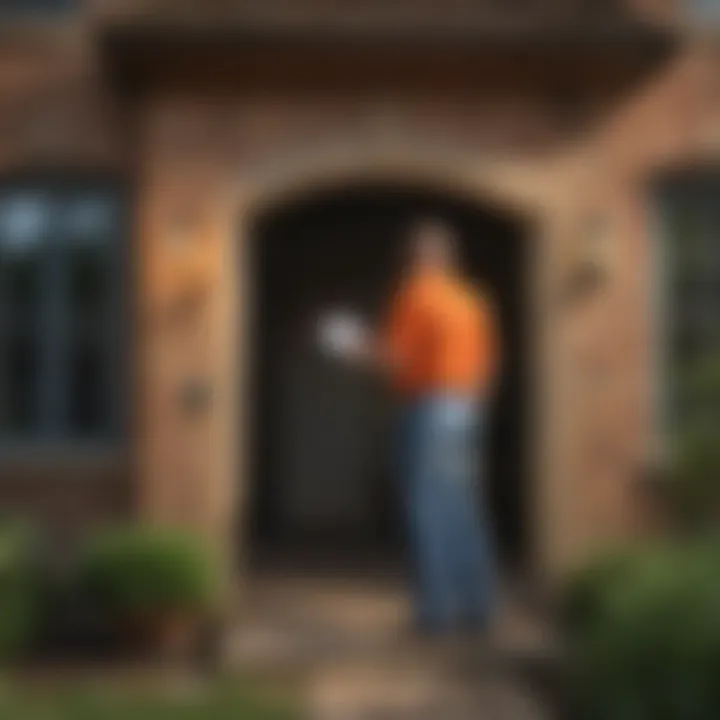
[0,455,131,556]
[0,27,132,547]
[0,1,717,578]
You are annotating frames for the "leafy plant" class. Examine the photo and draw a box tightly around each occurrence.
[565,539,720,720]
[667,355,720,530]
[667,426,720,529]
[562,544,647,633]
[0,677,301,720]
[0,520,41,660]
[78,526,221,617]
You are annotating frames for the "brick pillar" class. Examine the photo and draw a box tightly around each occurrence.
[135,149,237,571]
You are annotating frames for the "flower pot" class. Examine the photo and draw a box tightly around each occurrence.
[123,609,203,663]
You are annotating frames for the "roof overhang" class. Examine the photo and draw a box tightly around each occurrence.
[98,17,678,98]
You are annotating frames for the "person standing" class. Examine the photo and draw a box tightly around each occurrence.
[358,219,502,634]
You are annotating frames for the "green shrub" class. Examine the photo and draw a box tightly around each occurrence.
[562,545,647,633]
[676,355,720,420]
[0,521,41,660]
[78,526,221,617]
[566,539,720,720]
[0,677,301,720]
[667,355,720,530]
[667,425,720,529]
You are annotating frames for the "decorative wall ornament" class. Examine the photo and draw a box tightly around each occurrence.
[560,212,613,306]
[167,205,200,251]
[178,376,214,415]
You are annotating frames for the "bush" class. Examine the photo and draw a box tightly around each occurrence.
[667,426,720,529]
[0,521,41,660]
[667,355,720,530]
[676,355,720,418]
[78,526,221,618]
[565,539,720,720]
[562,545,647,633]
[0,677,301,720]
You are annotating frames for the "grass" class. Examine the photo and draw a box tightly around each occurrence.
[0,675,303,720]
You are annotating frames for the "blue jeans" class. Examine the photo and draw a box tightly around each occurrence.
[400,394,495,631]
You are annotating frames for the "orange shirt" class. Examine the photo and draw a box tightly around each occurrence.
[383,269,499,397]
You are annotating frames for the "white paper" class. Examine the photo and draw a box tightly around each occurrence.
[317,310,368,358]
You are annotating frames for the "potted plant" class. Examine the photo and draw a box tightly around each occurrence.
[0,520,42,662]
[78,526,221,661]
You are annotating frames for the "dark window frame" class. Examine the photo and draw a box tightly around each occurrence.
[655,173,720,449]
[0,173,130,449]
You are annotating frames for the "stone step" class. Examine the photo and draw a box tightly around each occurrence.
[308,666,550,720]
[224,607,561,671]
[222,572,561,718]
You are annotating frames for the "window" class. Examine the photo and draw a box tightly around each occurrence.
[0,181,125,444]
[657,178,720,442]
[0,0,76,15]
[689,0,720,24]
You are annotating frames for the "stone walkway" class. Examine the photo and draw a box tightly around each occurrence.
[226,571,558,719]
[310,663,545,720]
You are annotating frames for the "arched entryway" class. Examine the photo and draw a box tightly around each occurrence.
[241,182,532,577]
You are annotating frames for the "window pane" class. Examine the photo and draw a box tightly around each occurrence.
[67,244,108,317]
[0,194,48,244]
[63,194,116,437]
[63,196,115,245]
[0,195,46,437]
[664,183,720,437]
[0,249,42,319]
[67,334,108,437]
[64,195,114,321]
[690,0,720,24]
[0,332,40,435]
[0,185,122,443]
[0,0,77,14]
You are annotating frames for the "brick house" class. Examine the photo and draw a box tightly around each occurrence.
[0,0,718,589]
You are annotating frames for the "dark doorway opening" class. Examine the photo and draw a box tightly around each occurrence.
[246,184,530,573]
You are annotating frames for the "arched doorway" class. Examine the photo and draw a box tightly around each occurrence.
[243,182,531,575]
